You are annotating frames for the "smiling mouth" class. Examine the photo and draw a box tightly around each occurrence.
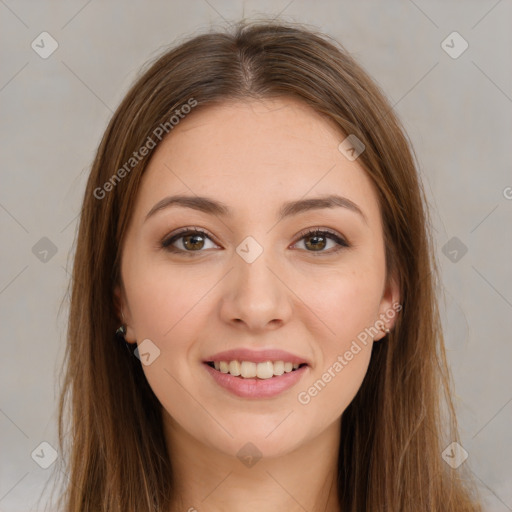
[205,360,308,379]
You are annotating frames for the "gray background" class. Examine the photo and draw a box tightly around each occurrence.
[1,1,511,510]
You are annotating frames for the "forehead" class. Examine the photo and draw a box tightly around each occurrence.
[131,97,381,226]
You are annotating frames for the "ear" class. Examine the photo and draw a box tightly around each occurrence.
[373,272,401,341]
[113,283,137,344]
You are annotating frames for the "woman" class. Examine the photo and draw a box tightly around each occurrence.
[56,20,482,511]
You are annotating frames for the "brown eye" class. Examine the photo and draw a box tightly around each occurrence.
[181,233,206,250]
[304,233,328,251]
[161,228,218,254]
[293,229,349,255]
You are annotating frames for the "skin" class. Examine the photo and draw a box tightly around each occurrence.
[114,97,400,512]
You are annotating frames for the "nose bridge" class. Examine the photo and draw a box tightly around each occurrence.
[234,233,280,300]
[221,233,291,329]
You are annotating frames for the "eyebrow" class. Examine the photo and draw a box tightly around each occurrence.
[144,194,367,224]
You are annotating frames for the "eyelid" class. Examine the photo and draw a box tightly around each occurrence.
[161,226,219,248]
[292,227,349,247]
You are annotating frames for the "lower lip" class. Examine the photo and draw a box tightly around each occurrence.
[203,363,308,399]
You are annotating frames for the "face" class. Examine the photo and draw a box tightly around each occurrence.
[114,97,400,458]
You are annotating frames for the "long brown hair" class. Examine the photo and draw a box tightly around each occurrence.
[54,19,482,511]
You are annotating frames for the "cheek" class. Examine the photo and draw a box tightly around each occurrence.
[306,265,384,343]
[122,262,217,403]
[294,271,380,418]
[123,260,214,341]
[123,262,208,433]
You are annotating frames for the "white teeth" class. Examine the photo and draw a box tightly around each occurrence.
[256,361,274,379]
[240,361,257,378]
[273,360,284,375]
[229,360,241,376]
[210,360,304,378]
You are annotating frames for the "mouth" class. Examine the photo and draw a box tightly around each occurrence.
[202,348,311,398]
[205,360,309,379]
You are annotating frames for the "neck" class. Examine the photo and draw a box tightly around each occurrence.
[164,416,342,512]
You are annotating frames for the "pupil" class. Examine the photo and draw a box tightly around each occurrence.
[184,234,204,250]
[307,235,325,251]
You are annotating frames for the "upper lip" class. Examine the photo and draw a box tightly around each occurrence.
[204,348,310,366]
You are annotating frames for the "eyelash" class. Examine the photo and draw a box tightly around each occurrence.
[160,226,350,257]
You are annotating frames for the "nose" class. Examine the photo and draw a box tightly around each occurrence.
[219,248,293,333]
